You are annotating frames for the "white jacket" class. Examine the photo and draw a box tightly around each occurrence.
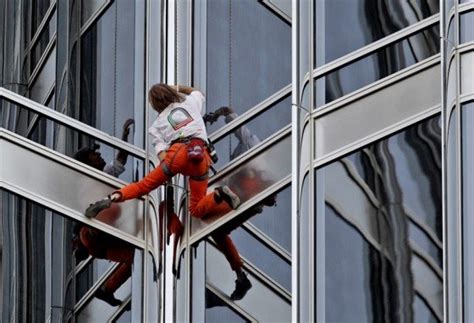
[148,91,208,155]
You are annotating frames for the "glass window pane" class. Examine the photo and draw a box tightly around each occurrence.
[0,191,139,322]
[80,0,145,148]
[460,11,474,43]
[32,0,52,34]
[315,25,440,108]
[1,98,145,182]
[249,184,291,253]
[205,0,291,115]
[315,0,439,66]
[319,116,442,322]
[210,95,291,168]
[31,10,56,70]
[81,0,109,25]
[463,103,474,320]
[206,243,291,322]
[192,134,291,236]
[205,289,250,323]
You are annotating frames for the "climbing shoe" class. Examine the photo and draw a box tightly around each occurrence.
[230,272,252,301]
[216,185,241,209]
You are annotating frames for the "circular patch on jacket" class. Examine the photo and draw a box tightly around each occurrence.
[168,107,194,130]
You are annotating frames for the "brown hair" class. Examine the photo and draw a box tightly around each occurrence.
[148,84,184,113]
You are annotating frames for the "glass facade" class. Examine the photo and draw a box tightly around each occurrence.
[1,0,473,322]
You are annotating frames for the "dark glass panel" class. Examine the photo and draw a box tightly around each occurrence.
[206,0,290,116]
[0,191,138,322]
[205,289,250,323]
[315,0,439,66]
[316,25,440,107]
[80,0,145,148]
[32,0,52,34]
[81,0,109,25]
[321,116,442,322]
[31,10,56,70]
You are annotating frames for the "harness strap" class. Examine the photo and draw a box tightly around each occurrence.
[160,162,174,178]
[190,172,209,181]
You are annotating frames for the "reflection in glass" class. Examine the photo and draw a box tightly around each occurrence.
[0,99,145,182]
[227,227,291,291]
[31,10,57,70]
[81,0,109,25]
[0,191,138,322]
[320,116,442,322]
[205,289,250,323]
[199,135,290,228]
[316,25,440,107]
[315,0,439,66]
[210,95,291,168]
[80,0,145,148]
[205,0,290,116]
[32,0,52,34]
[249,184,291,252]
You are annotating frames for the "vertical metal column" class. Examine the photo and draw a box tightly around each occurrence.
[454,0,463,320]
[291,0,300,321]
[141,0,152,321]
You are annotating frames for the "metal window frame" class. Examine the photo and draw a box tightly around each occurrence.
[189,175,291,246]
[258,0,291,25]
[0,87,147,160]
[28,33,56,86]
[79,0,114,37]
[311,14,440,81]
[209,84,291,143]
[29,0,57,50]
[205,282,258,322]
[206,238,291,302]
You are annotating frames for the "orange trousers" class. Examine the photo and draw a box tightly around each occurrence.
[118,143,222,218]
[80,227,135,293]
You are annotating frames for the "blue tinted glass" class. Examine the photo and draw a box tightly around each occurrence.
[316,25,440,107]
[315,0,439,66]
[206,0,291,116]
[321,116,442,322]
[460,11,474,43]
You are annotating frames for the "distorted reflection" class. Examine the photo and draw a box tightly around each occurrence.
[205,289,251,323]
[197,108,284,300]
[322,116,442,322]
[316,0,439,66]
[317,25,440,107]
[205,0,291,128]
[0,191,137,322]
[78,0,145,148]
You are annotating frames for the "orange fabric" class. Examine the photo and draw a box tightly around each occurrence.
[104,247,134,293]
[79,227,135,293]
[118,143,222,218]
[211,232,243,271]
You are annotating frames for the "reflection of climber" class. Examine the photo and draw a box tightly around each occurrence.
[202,107,277,300]
[73,119,135,307]
[93,84,241,218]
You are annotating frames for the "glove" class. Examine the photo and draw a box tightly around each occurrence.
[85,198,112,218]
[203,112,218,125]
